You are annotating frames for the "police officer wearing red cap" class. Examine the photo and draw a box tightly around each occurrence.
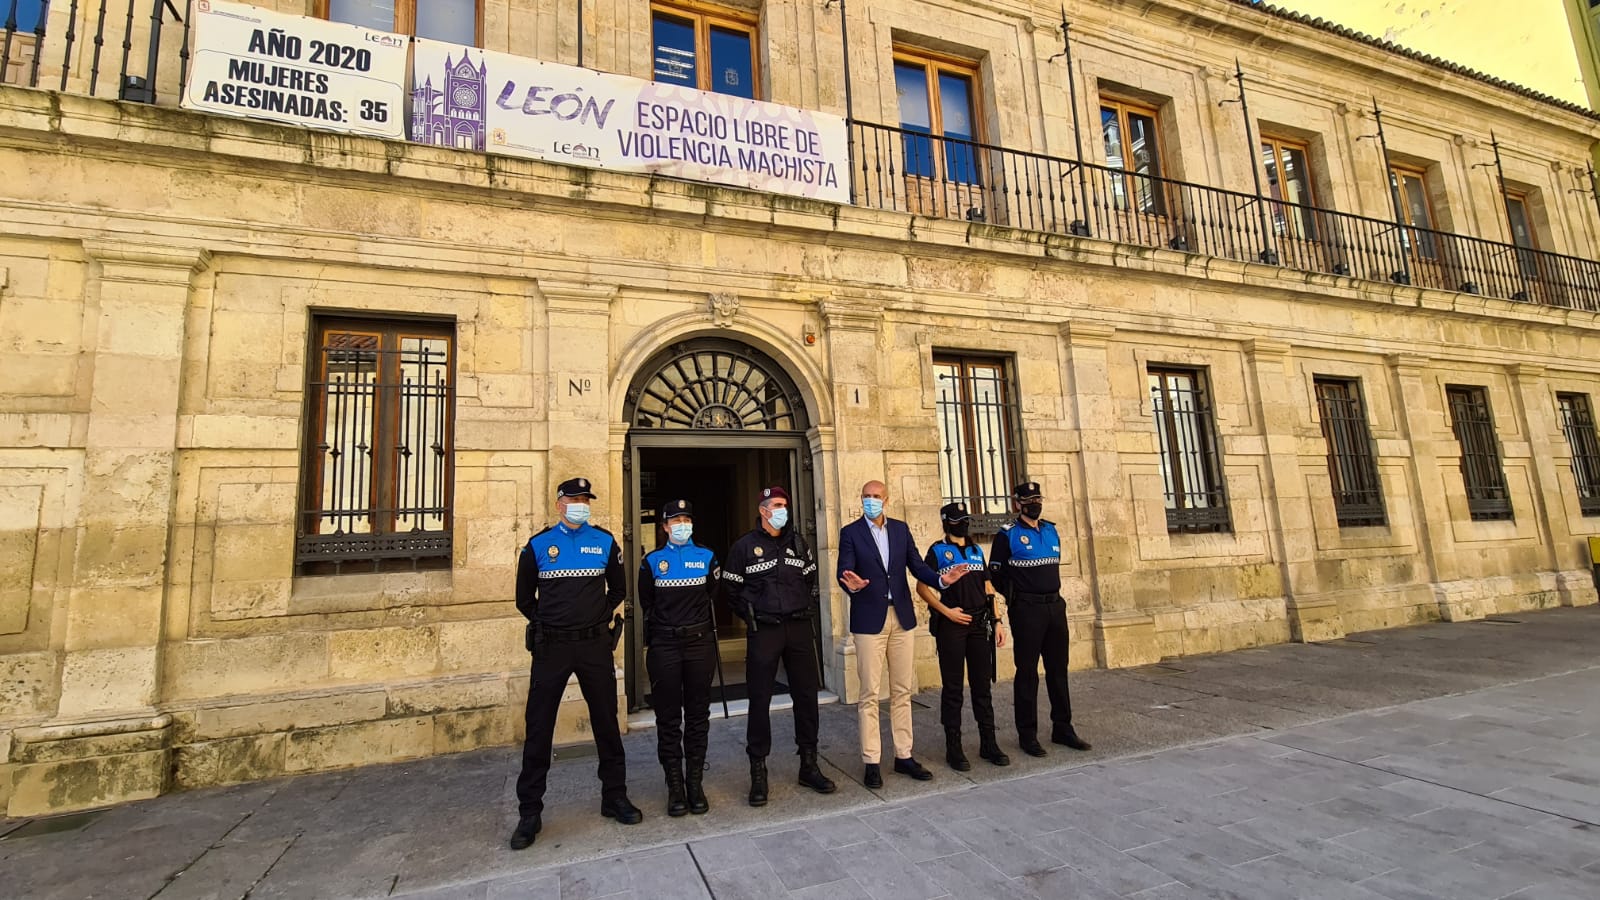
[988,481,1092,757]
[509,477,640,851]
[639,499,719,817]
[917,502,1011,771]
[721,486,836,806]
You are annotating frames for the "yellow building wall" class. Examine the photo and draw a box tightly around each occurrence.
[1275,1,1588,107]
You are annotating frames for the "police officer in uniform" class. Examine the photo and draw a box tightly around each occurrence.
[721,486,837,806]
[988,481,1092,757]
[917,502,1011,771]
[639,499,718,817]
[509,477,641,851]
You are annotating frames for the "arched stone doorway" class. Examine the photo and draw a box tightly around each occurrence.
[622,336,820,712]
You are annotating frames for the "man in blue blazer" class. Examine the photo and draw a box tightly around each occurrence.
[837,480,961,788]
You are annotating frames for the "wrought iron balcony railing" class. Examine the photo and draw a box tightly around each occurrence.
[4,6,1599,312]
[851,121,1600,312]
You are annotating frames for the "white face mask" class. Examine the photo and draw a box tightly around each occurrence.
[563,502,591,526]
[669,522,693,544]
[766,507,789,530]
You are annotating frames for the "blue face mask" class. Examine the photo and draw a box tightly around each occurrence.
[669,522,693,544]
[563,502,591,526]
[767,507,789,530]
[862,497,885,520]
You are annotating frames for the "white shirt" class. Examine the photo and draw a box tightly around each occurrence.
[865,516,890,586]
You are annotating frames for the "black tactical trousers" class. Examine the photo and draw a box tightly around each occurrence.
[1009,596,1074,741]
[745,618,821,759]
[647,630,717,767]
[516,634,626,819]
[933,617,995,734]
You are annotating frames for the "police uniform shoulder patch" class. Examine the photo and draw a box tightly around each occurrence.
[1019,535,1031,546]
[754,546,764,557]
[546,545,559,559]
[943,550,954,560]
[1000,523,1013,532]
[657,559,669,573]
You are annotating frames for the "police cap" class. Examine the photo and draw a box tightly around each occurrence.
[661,499,694,520]
[557,477,596,499]
[939,502,971,523]
[1012,481,1042,501]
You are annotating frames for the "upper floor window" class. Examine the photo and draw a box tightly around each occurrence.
[297,315,456,575]
[1261,135,1320,241]
[319,1,478,45]
[1505,191,1539,251]
[1390,164,1440,259]
[934,354,1021,523]
[894,49,980,184]
[1102,97,1167,216]
[1557,392,1600,516]
[1149,366,1230,533]
[1445,385,1513,522]
[1314,377,1386,527]
[651,1,758,99]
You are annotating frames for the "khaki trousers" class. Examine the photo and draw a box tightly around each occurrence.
[854,608,916,764]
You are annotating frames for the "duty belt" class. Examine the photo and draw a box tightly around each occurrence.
[535,622,610,642]
[752,609,812,626]
[652,622,713,641]
[1011,591,1062,605]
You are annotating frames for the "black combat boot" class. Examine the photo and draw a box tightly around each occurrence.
[945,729,972,772]
[797,749,837,794]
[508,815,541,851]
[978,729,1011,767]
[1051,726,1092,752]
[686,757,709,815]
[748,756,769,807]
[664,762,689,817]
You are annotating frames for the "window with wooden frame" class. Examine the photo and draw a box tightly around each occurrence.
[651,1,759,100]
[1389,163,1440,259]
[1261,134,1320,241]
[1445,384,1513,522]
[1148,366,1230,533]
[318,1,479,46]
[934,354,1022,523]
[893,49,981,184]
[1,2,43,88]
[1314,377,1386,527]
[1557,392,1600,516]
[1101,97,1168,216]
[297,315,456,575]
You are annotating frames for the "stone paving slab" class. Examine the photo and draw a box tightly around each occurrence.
[6,607,1600,899]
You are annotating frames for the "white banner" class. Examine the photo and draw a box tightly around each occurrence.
[183,0,408,140]
[410,40,849,204]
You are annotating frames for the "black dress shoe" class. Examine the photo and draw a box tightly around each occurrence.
[1051,728,1092,752]
[864,763,883,789]
[893,757,933,781]
[508,815,541,851]
[600,794,643,824]
[1019,737,1048,757]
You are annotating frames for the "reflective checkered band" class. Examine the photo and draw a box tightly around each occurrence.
[539,567,607,579]
[654,576,710,588]
[745,559,779,574]
[802,563,817,575]
[938,563,979,577]
[722,571,745,583]
[783,557,807,568]
[1008,557,1060,568]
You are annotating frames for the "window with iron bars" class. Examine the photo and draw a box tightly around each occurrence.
[1314,377,1387,527]
[1557,392,1600,516]
[934,355,1022,529]
[1445,385,1513,522]
[1149,367,1230,533]
[297,316,456,575]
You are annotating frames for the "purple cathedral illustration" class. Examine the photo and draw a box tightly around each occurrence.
[411,51,487,152]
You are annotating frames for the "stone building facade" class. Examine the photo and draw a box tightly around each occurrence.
[1,0,1599,815]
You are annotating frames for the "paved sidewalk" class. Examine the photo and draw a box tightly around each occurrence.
[5,606,1600,899]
